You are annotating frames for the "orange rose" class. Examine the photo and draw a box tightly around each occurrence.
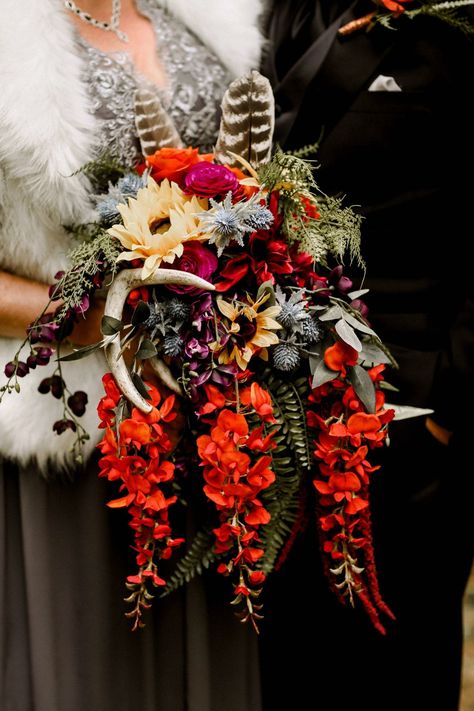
[144,147,213,184]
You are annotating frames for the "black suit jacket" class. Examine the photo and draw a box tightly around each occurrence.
[263,1,474,434]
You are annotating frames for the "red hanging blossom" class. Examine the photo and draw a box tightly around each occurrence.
[97,374,183,630]
[309,364,395,633]
[196,376,278,630]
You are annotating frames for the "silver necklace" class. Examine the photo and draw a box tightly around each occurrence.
[64,0,129,43]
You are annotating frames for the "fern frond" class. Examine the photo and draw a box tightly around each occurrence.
[160,527,220,597]
[73,152,127,193]
[257,372,313,574]
[267,374,313,471]
[259,149,363,267]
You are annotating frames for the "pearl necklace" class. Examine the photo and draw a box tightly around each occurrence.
[64,0,129,43]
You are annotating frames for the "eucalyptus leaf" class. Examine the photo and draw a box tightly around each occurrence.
[311,358,338,388]
[379,380,400,392]
[256,280,276,306]
[132,300,151,326]
[135,339,158,360]
[349,365,376,414]
[348,288,369,300]
[318,304,343,322]
[131,372,152,400]
[58,341,103,361]
[358,342,392,366]
[335,319,362,352]
[101,315,123,336]
[341,310,377,336]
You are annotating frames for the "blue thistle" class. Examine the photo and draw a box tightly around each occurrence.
[117,172,147,196]
[242,206,274,232]
[95,173,147,225]
[300,317,322,344]
[162,333,184,357]
[275,286,309,330]
[197,191,274,257]
[165,298,191,324]
[96,196,122,225]
[273,342,301,371]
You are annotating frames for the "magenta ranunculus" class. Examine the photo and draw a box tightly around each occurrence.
[167,242,218,295]
[184,162,239,197]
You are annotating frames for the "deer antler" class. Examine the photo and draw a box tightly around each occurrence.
[104,268,215,413]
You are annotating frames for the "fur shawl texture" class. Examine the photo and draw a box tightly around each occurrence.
[0,0,264,469]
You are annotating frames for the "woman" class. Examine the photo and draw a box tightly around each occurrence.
[0,1,264,709]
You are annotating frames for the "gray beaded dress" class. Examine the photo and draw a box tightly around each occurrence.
[0,4,261,710]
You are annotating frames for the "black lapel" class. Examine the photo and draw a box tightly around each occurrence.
[268,2,399,147]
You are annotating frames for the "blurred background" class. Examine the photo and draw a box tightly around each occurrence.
[462,572,474,711]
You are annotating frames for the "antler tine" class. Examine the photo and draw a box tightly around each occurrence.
[149,356,183,396]
[104,268,215,413]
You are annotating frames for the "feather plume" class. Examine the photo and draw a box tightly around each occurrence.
[134,86,183,156]
[214,70,274,169]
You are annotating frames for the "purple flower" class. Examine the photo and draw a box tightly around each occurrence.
[16,361,30,378]
[53,419,76,435]
[34,347,54,366]
[28,314,60,344]
[50,375,65,399]
[350,299,370,320]
[68,390,88,417]
[73,294,90,315]
[329,266,353,295]
[188,361,238,405]
[4,361,16,378]
[38,378,52,394]
[191,293,214,331]
[184,162,239,198]
[167,242,218,296]
[184,337,209,359]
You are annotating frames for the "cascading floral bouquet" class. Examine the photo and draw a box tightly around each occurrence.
[1,72,396,632]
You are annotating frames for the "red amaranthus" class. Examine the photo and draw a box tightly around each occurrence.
[308,359,395,633]
[197,380,278,629]
[97,373,184,630]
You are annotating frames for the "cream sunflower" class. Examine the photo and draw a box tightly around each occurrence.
[108,176,207,279]
[215,293,282,370]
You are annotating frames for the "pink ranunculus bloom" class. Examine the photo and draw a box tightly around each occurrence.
[166,242,218,296]
[184,161,239,198]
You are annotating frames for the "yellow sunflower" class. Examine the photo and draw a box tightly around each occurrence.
[216,293,282,370]
[108,177,207,279]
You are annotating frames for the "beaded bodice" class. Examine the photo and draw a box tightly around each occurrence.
[76,0,231,167]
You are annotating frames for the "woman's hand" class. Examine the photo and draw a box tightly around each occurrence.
[0,270,51,339]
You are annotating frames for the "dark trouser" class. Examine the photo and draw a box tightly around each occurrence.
[259,416,473,711]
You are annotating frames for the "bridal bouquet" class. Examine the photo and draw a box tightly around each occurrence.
[1,73,395,633]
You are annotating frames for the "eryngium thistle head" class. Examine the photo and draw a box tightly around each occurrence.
[275,286,308,329]
[273,342,301,371]
[299,317,322,343]
[243,206,274,232]
[165,298,191,323]
[96,196,121,224]
[162,333,184,357]
[117,173,147,196]
[95,174,147,224]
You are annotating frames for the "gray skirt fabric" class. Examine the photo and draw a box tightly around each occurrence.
[0,456,261,711]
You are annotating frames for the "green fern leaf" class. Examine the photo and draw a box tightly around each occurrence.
[160,527,221,597]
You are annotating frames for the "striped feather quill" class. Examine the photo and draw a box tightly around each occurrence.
[134,86,183,156]
[214,70,274,168]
